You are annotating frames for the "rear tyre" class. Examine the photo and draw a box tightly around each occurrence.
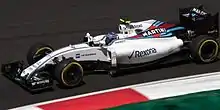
[54,58,84,88]
[190,35,219,63]
[27,43,54,65]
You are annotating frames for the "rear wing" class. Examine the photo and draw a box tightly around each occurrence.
[179,5,219,37]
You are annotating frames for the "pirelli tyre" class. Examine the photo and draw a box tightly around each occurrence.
[27,43,54,65]
[54,58,84,88]
[190,35,219,63]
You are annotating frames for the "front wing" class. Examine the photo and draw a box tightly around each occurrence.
[1,61,54,93]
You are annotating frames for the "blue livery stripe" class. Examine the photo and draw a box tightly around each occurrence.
[166,27,185,32]
[153,21,161,26]
[162,33,173,37]
[155,22,164,27]
[161,32,167,35]
[191,13,197,17]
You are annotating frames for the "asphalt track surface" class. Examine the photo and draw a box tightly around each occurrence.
[0,0,220,109]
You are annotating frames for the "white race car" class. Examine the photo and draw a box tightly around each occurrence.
[1,5,219,92]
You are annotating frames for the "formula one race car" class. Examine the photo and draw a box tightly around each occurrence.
[1,5,219,92]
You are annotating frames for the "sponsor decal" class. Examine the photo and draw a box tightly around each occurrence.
[120,24,143,32]
[142,28,166,36]
[129,24,143,29]
[76,54,80,58]
[81,53,96,56]
[192,8,207,15]
[31,79,50,86]
[128,48,157,59]
[75,53,96,58]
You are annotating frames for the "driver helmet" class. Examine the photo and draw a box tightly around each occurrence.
[105,32,118,45]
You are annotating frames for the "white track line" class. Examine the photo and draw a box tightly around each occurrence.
[10,71,220,110]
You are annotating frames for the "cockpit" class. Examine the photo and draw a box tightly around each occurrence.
[104,32,119,45]
[84,32,119,46]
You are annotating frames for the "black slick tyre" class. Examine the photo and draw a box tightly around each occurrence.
[27,43,54,65]
[54,58,83,88]
[190,35,219,63]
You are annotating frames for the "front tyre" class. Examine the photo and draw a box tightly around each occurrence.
[190,35,219,63]
[27,43,54,65]
[54,58,84,88]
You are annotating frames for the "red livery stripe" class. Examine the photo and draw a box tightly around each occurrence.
[38,88,148,110]
[153,33,161,38]
[159,23,175,29]
[149,25,157,30]
[131,34,143,38]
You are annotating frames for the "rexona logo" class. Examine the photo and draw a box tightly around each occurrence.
[128,48,157,59]
[142,28,166,36]
[192,8,207,15]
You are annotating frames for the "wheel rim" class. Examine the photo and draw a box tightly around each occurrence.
[199,40,219,62]
[62,63,83,86]
[33,47,53,62]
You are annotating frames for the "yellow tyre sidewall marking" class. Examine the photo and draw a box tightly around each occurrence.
[198,40,219,62]
[35,47,53,55]
[61,62,83,86]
